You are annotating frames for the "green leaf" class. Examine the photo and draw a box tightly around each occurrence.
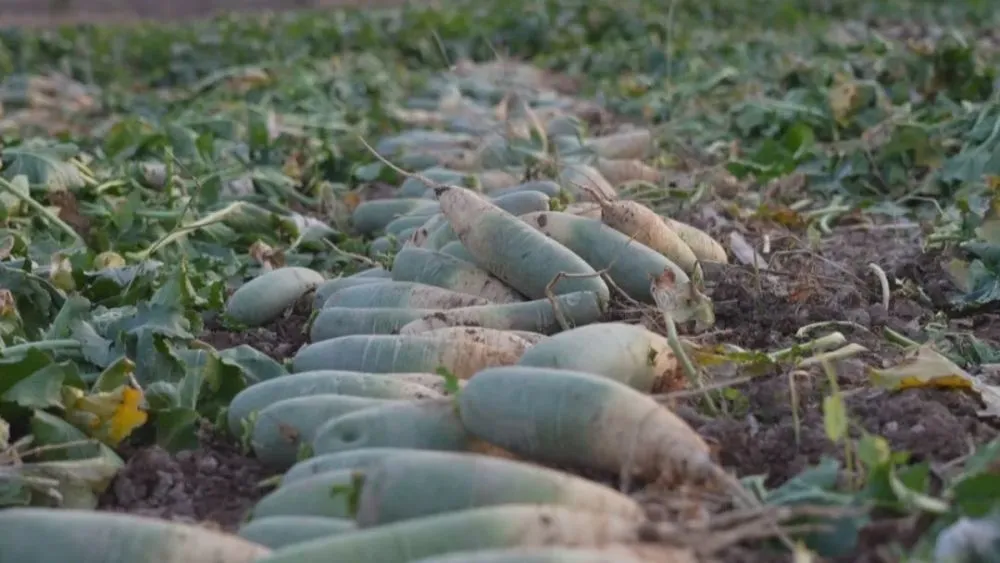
[29,410,121,463]
[154,407,201,453]
[0,348,52,398]
[2,361,82,409]
[90,356,136,393]
[217,345,287,386]
[1,142,86,190]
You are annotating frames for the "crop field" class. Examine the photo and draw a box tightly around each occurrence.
[2,0,1000,561]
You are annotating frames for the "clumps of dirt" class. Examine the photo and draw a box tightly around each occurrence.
[199,292,313,361]
[98,431,276,531]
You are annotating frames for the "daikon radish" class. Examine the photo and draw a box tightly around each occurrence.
[226,267,324,327]
[351,198,438,236]
[662,217,728,265]
[410,327,535,356]
[250,395,394,468]
[311,398,475,456]
[433,185,609,304]
[237,516,355,550]
[391,245,526,304]
[251,470,357,519]
[282,448,418,486]
[457,367,717,485]
[594,158,663,186]
[515,323,680,392]
[253,504,640,563]
[313,277,390,310]
[226,370,441,435]
[0,508,270,563]
[397,291,604,336]
[322,281,489,309]
[583,129,653,159]
[291,335,520,379]
[410,545,696,563]
[519,211,686,303]
[350,450,644,526]
[557,163,616,202]
[591,196,699,274]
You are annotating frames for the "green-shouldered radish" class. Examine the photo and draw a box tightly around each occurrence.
[391,245,525,303]
[226,267,325,327]
[457,367,724,488]
[433,185,609,304]
[250,470,358,520]
[309,307,437,341]
[557,163,616,202]
[519,210,687,303]
[311,398,485,457]
[351,198,439,236]
[250,395,395,468]
[291,335,521,379]
[515,322,680,393]
[252,504,641,563]
[313,277,390,310]
[323,281,490,310]
[237,516,356,549]
[0,508,270,563]
[349,450,644,526]
[397,291,603,336]
[226,371,441,435]
[282,448,419,486]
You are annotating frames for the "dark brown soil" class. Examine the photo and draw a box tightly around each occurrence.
[97,430,276,531]
[199,292,313,362]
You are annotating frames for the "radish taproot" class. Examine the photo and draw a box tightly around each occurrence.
[322,281,489,310]
[227,371,441,435]
[311,398,477,456]
[282,448,419,486]
[590,196,699,274]
[0,508,270,563]
[252,470,358,520]
[519,210,687,303]
[351,198,439,236]
[313,277,389,310]
[515,322,680,392]
[433,185,610,304]
[409,327,535,355]
[594,158,663,186]
[309,306,436,341]
[557,163,616,202]
[226,267,325,327]
[349,450,644,526]
[391,245,525,303]
[237,516,356,549]
[251,395,394,468]
[457,367,719,485]
[410,545,696,563]
[397,291,603,336]
[253,504,641,563]
[291,334,521,379]
[662,217,728,265]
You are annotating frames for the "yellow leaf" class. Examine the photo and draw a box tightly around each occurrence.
[869,344,975,391]
[829,82,860,125]
[107,387,148,445]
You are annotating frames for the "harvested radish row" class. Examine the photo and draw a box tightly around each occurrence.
[349,450,644,526]
[434,185,610,304]
[291,334,521,379]
[322,280,489,310]
[237,516,356,549]
[519,210,687,303]
[226,370,441,435]
[311,398,478,456]
[312,276,390,310]
[516,322,680,393]
[457,367,717,485]
[438,239,480,263]
[226,267,325,327]
[584,128,653,160]
[385,212,438,236]
[410,545,696,563]
[250,395,395,468]
[391,245,526,303]
[351,198,439,236]
[282,448,419,486]
[398,291,603,336]
[309,306,437,341]
[254,504,641,563]
[0,507,270,563]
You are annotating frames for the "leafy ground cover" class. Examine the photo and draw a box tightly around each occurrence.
[2,0,1000,561]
